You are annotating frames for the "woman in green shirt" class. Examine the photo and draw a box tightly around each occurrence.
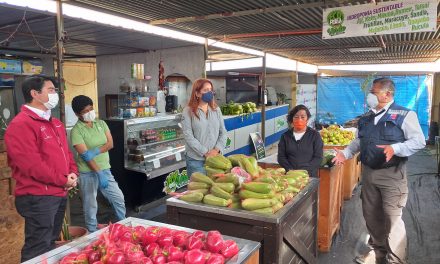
[70,95,125,232]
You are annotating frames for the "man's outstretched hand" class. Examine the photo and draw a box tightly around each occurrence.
[332,148,346,165]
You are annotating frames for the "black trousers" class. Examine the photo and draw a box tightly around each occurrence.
[15,195,67,262]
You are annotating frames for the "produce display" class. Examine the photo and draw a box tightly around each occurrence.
[220,102,257,116]
[320,149,336,167]
[319,125,355,146]
[58,223,239,264]
[177,154,310,215]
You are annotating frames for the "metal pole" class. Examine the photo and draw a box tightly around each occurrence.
[203,38,208,78]
[261,53,266,142]
[56,0,65,124]
[55,0,69,225]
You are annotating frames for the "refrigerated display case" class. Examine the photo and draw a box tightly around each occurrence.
[106,114,186,207]
[124,116,185,176]
[108,114,185,178]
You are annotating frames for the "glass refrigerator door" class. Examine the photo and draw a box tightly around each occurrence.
[124,116,185,177]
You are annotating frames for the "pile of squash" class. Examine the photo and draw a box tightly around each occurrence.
[178,154,309,215]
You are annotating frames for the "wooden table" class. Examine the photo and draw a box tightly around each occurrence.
[167,178,319,264]
[24,217,261,264]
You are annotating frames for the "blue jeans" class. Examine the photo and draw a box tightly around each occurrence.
[186,155,206,178]
[79,169,126,232]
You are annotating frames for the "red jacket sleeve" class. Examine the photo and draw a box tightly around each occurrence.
[5,121,68,187]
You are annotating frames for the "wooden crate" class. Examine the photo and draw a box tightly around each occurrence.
[0,152,7,168]
[0,178,11,211]
[324,145,359,201]
[0,210,24,264]
[341,154,360,200]
[317,165,343,252]
[0,167,11,180]
[0,140,23,264]
[0,139,6,153]
[167,179,319,264]
[355,158,362,182]
[10,178,15,195]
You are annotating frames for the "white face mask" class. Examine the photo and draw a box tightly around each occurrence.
[366,93,379,109]
[40,93,59,110]
[82,110,96,122]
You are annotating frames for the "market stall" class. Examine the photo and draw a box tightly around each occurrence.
[105,103,288,208]
[257,153,344,252]
[336,151,360,200]
[316,165,343,252]
[320,126,361,201]
[167,178,318,264]
[23,217,260,264]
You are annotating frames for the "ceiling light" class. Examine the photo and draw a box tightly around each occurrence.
[210,58,263,71]
[0,0,56,12]
[266,54,297,71]
[349,47,383,53]
[434,58,440,71]
[297,61,318,74]
[62,4,207,44]
[0,0,319,68]
[207,41,264,57]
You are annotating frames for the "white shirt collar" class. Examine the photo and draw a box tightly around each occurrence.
[25,105,51,120]
[371,100,394,114]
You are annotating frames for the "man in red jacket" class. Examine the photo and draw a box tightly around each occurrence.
[5,75,78,262]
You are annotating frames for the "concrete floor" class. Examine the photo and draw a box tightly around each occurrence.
[70,146,440,264]
[318,147,440,264]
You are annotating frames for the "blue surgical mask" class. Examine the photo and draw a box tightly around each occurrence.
[201,91,214,103]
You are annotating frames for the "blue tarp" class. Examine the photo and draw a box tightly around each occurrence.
[317,75,431,138]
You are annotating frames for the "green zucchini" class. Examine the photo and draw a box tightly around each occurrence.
[203,194,231,207]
